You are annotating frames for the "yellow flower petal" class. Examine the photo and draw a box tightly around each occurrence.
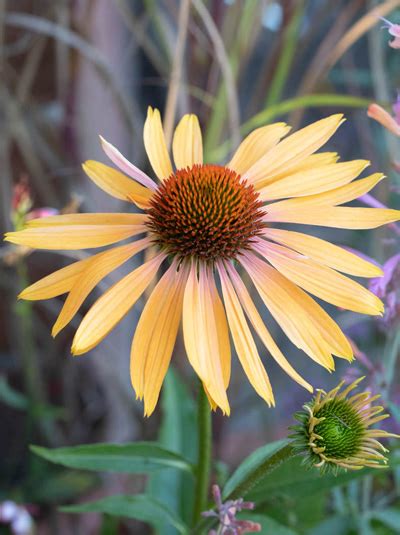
[71,253,165,355]
[259,160,369,201]
[225,262,313,393]
[172,114,203,170]
[131,261,188,416]
[26,213,147,227]
[182,263,230,415]
[227,123,290,176]
[218,263,274,406]
[143,107,173,180]
[83,160,153,208]
[246,114,344,187]
[265,173,384,211]
[264,206,400,229]
[18,255,94,300]
[241,252,353,367]
[263,229,382,278]
[99,136,157,190]
[52,238,150,336]
[5,224,146,250]
[256,240,383,315]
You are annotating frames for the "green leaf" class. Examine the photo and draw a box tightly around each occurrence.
[308,515,353,535]
[0,376,28,409]
[61,494,189,534]
[247,453,400,504]
[222,439,290,499]
[147,369,197,534]
[239,513,300,535]
[31,442,194,475]
[372,508,400,532]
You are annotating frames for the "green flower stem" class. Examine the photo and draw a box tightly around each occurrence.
[193,441,297,534]
[192,384,212,525]
[224,442,296,500]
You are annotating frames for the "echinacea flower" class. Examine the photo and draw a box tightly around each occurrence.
[5,108,400,416]
[290,378,399,473]
[380,17,400,49]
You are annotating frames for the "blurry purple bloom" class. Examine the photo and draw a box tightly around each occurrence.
[370,254,400,329]
[0,501,34,535]
[203,485,261,534]
[381,17,400,49]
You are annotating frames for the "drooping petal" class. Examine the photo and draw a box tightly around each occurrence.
[246,114,344,187]
[259,160,369,201]
[368,104,400,136]
[265,173,384,211]
[18,255,94,300]
[131,261,188,416]
[143,107,173,181]
[263,205,400,229]
[227,123,290,176]
[5,224,146,250]
[71,253,165,355]
[263,229,382,278]
[182,262,230,415]
[255,240,383,316]
[99,136,157,190]
[172,114,203,170]
[25,213,147,227]
[82,160,153,208]
[52,238,150,336]
[218,262,274,406]
[240,252,353,367]
[225,262,313,393]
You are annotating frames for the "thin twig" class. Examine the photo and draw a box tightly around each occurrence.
[164,0,191,148]
[192,0,241,153]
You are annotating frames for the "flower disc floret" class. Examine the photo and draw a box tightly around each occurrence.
[146,164,265,262]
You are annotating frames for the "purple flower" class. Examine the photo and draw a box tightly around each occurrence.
[370,254,400,329]
[381,17,400,49]
[203,485,261,534]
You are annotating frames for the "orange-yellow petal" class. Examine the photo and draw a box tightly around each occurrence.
[25,213,147,227]
[82,160,153,208]
[255,240,383,315]
[52,238,150,336]
[259,160,369,201]
[182,263,230,415]
[246,114,344,187]
[263,229,382,278]
[71,253,165,355]
[265,173,384,211]
[99,136,157,190]
[172,114,203,170]
[228,123,290,176]
[5,224,146,250]
[225,262,312,392]
[368,103,400,137]
[143,107,173,181]
[218,263,274,406]
[18,255,94,300]
[241,252,353,367]
[264,206,400,229]
[131,261,188,416]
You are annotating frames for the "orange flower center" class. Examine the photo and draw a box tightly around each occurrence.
[146,164,265,262]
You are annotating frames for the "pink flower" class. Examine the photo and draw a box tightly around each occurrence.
[381,17,400,49]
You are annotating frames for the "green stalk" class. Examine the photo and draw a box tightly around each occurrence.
[192,384,212,525]
[208,93,373,162]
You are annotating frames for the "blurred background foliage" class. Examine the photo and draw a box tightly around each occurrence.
[0,0,400,533]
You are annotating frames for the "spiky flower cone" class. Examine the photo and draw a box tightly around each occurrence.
[290,378,399,474]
